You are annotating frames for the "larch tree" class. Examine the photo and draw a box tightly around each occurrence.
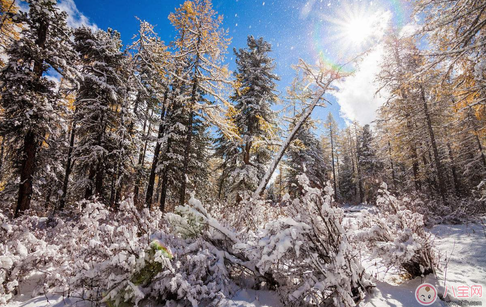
[168,0,231,206]
[325,112,339,201]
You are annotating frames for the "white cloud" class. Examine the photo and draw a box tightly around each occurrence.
[333,45,388,125]
[17,0,96,30]
[58,0,97,30]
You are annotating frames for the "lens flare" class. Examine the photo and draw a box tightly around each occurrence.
[309,0,407,73]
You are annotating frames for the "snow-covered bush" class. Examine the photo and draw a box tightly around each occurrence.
[0,211,60,304]
[237,175,373,306]
[1,198,234,306]
[350,184,436,278]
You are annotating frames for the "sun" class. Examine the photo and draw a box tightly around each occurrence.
[319,1,389,53]
[343,17,374,45]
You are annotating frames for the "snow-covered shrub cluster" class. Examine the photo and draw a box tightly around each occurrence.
[0,198,236,306]
[0,212,60,304]
[349,184,436,278]
[166,178,373,307]
[233,175,373,306]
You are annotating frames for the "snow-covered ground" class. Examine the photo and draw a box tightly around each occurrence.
[364,220,486,307]
[6,217,486,307]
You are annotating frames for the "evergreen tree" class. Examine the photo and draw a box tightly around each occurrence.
[357,124,382,203]
[324,113,339,200]
[71,27,129,203]
[129,20,169,206]
[285,121,327,197]
[225,36,279,202]
[0,0,77,216]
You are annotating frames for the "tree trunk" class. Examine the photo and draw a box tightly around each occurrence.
[0,136,5,181]
[145,90,168,207]
[159,139,172,212]
[179,32,202,207]
[388,140,397,189]
[354,124,363,203]
[447,143,461,196]
[15,16,48,217]
[133,108,150,203]
[15,131,37,217]
[179,108,194,206]
[420,85,447,202]
[95,158,104,198]
[329,124,338,200]
[59,121,76,210]
[253,85,330,198]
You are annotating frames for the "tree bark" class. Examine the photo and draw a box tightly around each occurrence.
[15,131,37,217]
[59,121,76,210]
[145,90,168,207]
[329,124,338,200]
[420,85,447,202]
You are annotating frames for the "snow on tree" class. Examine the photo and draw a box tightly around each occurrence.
[357,124,382,204]
[71,26,132,203]
[0,0,78,216]
[168,0,232,206]
[218,35,280,203]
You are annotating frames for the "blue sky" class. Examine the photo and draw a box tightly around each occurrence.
[59,0,413,132]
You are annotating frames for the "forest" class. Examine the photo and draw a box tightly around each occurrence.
[0,0,485,306]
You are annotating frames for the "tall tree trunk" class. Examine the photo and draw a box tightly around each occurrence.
[15,17,48,217]
[329,124,338,200]
[179,32,202,206]
[85,166,95,199]
[179,108,194,206]
[388,140,397,189]
[15,131,37,217]
[145,90,168,207]
[0,136,5,181]
[133,106,151,203]
[447,143,461,196]
[59,121,76,210]
[159,139,172,211]
[354,124,363,203]
[95,158,104,198]
[253,82,332,198]
[420,85,447,202]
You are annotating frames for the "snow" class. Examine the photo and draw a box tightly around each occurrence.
[363,219,486,307]
[5,213,485,307]
[219,289,283,307]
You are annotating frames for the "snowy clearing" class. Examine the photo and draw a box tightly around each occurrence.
[7,219,485,307]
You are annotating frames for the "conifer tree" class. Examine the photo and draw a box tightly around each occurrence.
[168,0,231,206]
[325,113,339,200]
[224,36,279,202]
[71,27,128,202]
[0,0,77,216]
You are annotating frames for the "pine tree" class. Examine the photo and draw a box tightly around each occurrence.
[0,0,77,216]
[285,121,327,197]
[224,36,279,202]
[129,20,169,206]
[71,27,129,203]
[357,124,382,203]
